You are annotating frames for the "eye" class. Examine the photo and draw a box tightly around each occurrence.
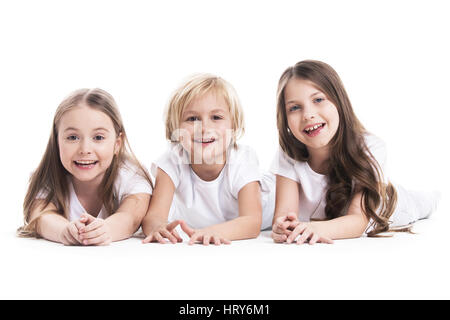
[186,116,200,122]
[93,135,105,141]
[313,97,325,103]
[212,115,223,120]
[66,135,78,141]
[288,105,301,112]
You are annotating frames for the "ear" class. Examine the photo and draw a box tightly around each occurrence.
[114,132,123,155]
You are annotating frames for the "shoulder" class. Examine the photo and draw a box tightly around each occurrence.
[363,132,388,174]
[228,144,259,166]
[364,133,386,152]
[115,159,153,194]
[152,143,189,187]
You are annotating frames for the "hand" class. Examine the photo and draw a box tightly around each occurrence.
[286,222,334,245]
[59,220,86,246]
[179,221,231,246]
[271,212,299,243]
[142,220,183,244]
[78,213,112,246]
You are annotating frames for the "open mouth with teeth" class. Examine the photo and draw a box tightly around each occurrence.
[303,123,326,137]
[193,138,216,145]
[73,160,99,169]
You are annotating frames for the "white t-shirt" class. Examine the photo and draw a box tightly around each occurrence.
[152,143,274,230]
[38,163,153,221]
[270,134,388,222]
[270,133,439,229]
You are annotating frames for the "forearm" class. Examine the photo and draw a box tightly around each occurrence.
[205,215,261,240]
[141,211,170,236]
[309,214,368,240]
[35,213,69,243]
[105,211,143,241]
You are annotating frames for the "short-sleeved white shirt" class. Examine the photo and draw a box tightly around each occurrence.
[270,134,387,222]
[152,143,274,230]
[38,163,153,221]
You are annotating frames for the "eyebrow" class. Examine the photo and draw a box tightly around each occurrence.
[63,127,110,132]
[286,91,322,104]
[182,108,227,115]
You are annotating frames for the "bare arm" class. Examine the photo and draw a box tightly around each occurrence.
[29,200,83,245]
[273,174,300,223]
[308,192,369,240]
[142,168,175,235]
[141,168,182,244]
[104,193,151,241]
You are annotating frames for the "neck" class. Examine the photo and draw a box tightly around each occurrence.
[307,146,330,174]
[71,175,103,199]
[190,162,226,181]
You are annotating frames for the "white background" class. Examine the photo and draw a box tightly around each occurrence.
[0,0,449,299]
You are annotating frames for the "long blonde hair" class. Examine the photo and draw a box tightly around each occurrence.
[18,88,153,237]
[276,60,404,236]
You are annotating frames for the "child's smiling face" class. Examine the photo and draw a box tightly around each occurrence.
[284,77,340,153]
[57,104,122,184]
[179,91,233,165]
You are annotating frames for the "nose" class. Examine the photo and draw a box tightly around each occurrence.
[302,104,316,121]
[193,118,211,136]
[78,138,92,155]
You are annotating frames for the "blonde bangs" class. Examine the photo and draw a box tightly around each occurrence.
[165,74,245,146]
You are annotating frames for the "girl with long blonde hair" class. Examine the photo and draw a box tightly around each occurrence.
[18,88,153,245]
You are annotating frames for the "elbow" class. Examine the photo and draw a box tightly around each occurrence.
[248,216,262,239]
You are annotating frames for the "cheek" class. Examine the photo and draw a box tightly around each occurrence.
[327,106,340,132]
[177,124,195,145]
[58,142,73,163]
[97,142,117,159]
[286,114,300,134]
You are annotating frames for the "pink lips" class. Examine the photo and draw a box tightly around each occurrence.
[73,161,98,170]
[303,123,326,137]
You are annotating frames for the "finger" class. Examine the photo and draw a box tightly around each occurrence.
[319,236,334,244]
[213,236,221,246]
[171,229,183,242]
[180,220,195,237]
[160,229,178,244]
[80,219,103,233]
[142,234,154,244]
[82,232,109,246]
[80,227,106,240]
[286,212,298,221]
[274,215,289,227]
[167,220,181,231]
[287,224,307,243]
[80,213,96,225]
[189,233,200,245]
[309,233,320,245]
[68,224,82,244]
[74,219,86,231]
[271,231,287,243]
[222,238,231,245]
[286,220,301,231]
[203,234,210,246]
[296,229,312,245]
[154,232,168,244]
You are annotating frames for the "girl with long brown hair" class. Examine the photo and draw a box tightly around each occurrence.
[18,88,153,245]
[271,60,439,243]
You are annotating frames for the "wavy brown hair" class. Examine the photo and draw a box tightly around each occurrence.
[276,60,405,236]
[18,88,153,237]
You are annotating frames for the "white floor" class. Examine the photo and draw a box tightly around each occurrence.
[1,197,449,300]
